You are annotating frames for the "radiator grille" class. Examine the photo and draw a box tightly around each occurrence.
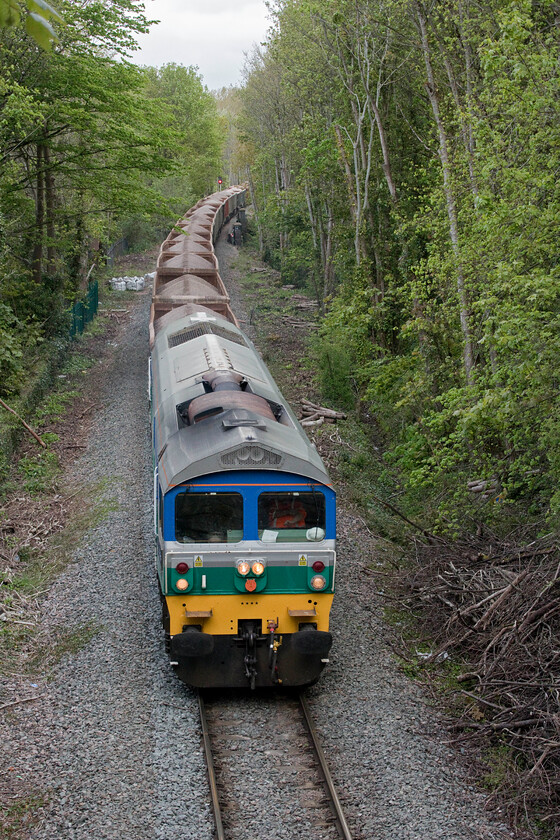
[168,323,246,349]
[220,447,283,467]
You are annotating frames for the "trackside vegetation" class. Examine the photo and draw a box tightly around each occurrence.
[238,0,560,535]
[232,0,560,835]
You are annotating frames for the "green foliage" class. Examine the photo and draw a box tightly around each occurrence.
[1,271,66,336]
[60,352,95,376]
[482,743,518,791]
[0,302,24,394]
[0,793,44,840]
[0,9,220,411]
[313,337,355,409]
[143,63,223,215]
[34,389,78,422]
[18,449,59,494]
[120,214,161,253]
[239,0,560,537]
[0,0,61,49]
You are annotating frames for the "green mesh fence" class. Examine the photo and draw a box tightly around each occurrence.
[69,281,99,339]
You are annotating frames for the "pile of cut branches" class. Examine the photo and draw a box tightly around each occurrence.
[398,530,560,837]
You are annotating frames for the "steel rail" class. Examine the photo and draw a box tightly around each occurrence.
[198,691,225,840]
[298,692,354,840]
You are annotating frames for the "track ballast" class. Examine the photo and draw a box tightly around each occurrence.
[198,690,354,840]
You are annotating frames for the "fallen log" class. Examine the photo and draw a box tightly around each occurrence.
[0,398,46,448]
[300,399,346,420]
[283,317,318,328]
[302,407,346,420]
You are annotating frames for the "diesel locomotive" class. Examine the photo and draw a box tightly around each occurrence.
[149,187,335,689]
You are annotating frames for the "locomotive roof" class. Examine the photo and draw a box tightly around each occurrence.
[151,310,332,492]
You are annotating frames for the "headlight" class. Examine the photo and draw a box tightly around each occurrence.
[176,578,189,591]
[236,560,251,576]
[310,574,326,590]
[252,561,265,576]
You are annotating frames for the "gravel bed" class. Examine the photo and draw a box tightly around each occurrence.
[1,228,514,840]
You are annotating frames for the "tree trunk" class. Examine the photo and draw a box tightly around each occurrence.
[333,124,368,264]
[416,1,475,385]
[320,202,335,300]
[246,167,264,257]
[32,142,44,285]
[44,143,56,275]
[304,183,318,251]
[334,123,357,223]
[369,95,398,203]
[357,29,398,205]
[439,51,478,200]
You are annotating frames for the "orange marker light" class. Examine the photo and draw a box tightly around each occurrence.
[245,579,257,592]
[310,575,326,591]
[176,578,189,591]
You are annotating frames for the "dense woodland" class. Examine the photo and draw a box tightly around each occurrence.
[1,1,560,834]
[0,0,221,400]
[236,0,560,538]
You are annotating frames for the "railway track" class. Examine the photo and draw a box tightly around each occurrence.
[198,690,354,840]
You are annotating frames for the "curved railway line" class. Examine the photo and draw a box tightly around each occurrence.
[198,691,354,840]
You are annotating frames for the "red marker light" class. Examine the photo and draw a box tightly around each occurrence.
[312,560,325,573]
[176,562,189,573]
[245,579,257,592]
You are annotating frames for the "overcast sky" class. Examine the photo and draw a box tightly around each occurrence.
[131,0,271,90]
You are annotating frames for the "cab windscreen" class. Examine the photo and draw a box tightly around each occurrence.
[175,492,243,543]
[258,491,325,543]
